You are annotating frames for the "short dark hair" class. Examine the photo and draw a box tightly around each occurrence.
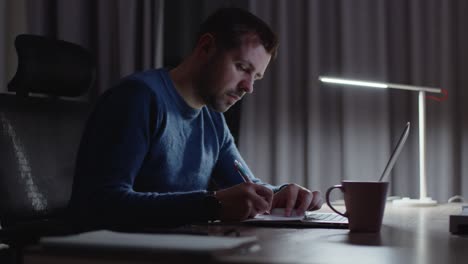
[197,7,279,59]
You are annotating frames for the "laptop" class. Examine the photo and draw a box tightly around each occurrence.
[243,122,411,229]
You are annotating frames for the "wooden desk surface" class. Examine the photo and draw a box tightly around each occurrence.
[23,203,468,264]
[216,203,468,264]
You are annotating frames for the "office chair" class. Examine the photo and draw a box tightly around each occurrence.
[0,34,95,257]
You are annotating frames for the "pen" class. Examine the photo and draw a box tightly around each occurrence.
[234,159,252,183]
[234,159,270,214]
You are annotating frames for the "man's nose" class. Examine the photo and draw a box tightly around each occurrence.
[240,78,254,94]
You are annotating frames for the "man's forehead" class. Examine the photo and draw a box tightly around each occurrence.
[239,32,264,46]
[236,36,271,76]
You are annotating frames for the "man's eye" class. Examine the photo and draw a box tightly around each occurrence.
[237,64,248,72]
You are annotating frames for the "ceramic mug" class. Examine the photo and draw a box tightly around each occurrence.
[326,181,389,232]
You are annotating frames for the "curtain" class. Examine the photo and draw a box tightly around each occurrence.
[1,0,164,97]
[240,0,468,202]
[0,0,27,92]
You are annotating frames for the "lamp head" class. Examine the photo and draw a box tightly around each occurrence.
[319,77,388,89]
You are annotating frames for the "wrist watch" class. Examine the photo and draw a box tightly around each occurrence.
[204,191,222,222]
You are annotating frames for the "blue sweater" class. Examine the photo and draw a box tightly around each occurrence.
[69,69,278,228]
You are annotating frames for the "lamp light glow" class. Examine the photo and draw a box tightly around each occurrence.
[319,77,388,89]
[319,76,442,206]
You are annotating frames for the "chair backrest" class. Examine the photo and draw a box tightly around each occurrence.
[0,34,95,243]
[8,34,94,98]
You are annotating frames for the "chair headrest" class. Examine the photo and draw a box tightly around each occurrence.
[8,34,95,97]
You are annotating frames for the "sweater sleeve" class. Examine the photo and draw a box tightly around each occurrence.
[69,80,213,229]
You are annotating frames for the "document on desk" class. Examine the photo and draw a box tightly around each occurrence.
[39,230,257,253]
[243,208,348,228]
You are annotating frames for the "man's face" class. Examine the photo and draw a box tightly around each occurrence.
[198,33,272,112]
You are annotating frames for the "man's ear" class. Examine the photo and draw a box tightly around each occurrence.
[195,33,216,58]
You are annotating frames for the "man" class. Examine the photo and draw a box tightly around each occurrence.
[69,7,322,229]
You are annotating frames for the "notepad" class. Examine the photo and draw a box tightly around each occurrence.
[40,230,257,253]
[243,208,348,228]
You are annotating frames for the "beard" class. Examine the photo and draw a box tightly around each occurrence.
[196,58,234,113]
[205,89,234,113]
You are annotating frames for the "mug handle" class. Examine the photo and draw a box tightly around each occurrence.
[325,185,348,217]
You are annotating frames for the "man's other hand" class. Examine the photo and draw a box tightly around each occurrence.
[272,184,323,217]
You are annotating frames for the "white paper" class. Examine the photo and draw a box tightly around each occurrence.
[40,230,257,253]
[243,208,305,222]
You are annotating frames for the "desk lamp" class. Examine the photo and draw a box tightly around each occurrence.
[319,76,442,206]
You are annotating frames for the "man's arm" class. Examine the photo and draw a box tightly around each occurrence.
[69,81,213,228]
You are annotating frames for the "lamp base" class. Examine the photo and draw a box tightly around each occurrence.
[392,197,437,207]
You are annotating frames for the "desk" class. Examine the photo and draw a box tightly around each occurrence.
[218,203,468,264]
[23,203,468,264]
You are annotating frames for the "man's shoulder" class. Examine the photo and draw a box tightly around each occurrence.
[124,68,169,91]
[102,68,171,102]
[96,70,169,109]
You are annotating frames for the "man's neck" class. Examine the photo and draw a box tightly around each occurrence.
[169,62,204,109]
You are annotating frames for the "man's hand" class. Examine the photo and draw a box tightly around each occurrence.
[215,182,273,221]
[272,184,323,216]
